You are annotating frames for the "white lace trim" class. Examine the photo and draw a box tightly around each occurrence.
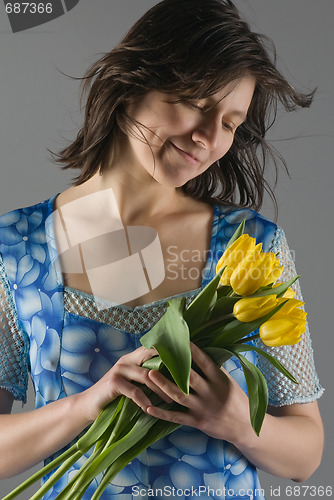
[0,253,29,402]
[64,287,200,335]
[254,226,324,406]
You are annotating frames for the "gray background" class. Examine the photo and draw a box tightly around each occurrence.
[0,1,332,498]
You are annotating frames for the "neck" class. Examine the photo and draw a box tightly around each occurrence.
[87,164,186,226]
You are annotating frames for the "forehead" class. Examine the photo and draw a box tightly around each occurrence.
[207,76,256,103]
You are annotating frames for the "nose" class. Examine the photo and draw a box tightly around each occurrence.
[191,114,221,151]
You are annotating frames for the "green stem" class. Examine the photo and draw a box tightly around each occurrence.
[47,400,124,500]
[67,413,158,498]
[57,394,169,499]
[91,399,126,454]
[54,448,101,499]
[76,398,121,452]
[30,451,85,500]
[91,418,181,500]
[106,397,140,444]
[9,400,125,500]
[235,333,260,344]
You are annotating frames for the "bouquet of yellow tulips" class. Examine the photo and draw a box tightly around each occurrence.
[5,222,306,500]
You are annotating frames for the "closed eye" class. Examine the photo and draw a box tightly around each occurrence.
[222,122,234,132]
[184,100,206,111]
[185,99,239,132]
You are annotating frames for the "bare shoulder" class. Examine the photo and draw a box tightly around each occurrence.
[54,178,98,211]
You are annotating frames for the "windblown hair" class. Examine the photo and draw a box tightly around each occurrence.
[52,0,314,212]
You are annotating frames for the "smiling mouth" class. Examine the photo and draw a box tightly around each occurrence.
[170,142,200,165]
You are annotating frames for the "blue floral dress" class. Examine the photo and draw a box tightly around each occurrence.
[0,195,323,500]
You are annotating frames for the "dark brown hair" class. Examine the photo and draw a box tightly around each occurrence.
[52,0,314,212]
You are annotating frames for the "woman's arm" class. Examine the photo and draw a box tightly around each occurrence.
[0,346,163,479]
[0,387,93,479]
[244,400,324,482]
[147,343,324,482]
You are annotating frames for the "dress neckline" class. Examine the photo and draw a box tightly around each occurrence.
[46,194,220,310]
[64,284,201,312]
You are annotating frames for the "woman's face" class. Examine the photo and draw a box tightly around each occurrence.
[123,76,256,188]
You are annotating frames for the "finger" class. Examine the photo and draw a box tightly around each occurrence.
[148,370,193,408]
[146,404,194,427]
[188,367,206,392]
[190,343,229,380]
[116,364,173,404]
[115,379,152,412]
[131,346,158,365]
[144,377,174,404]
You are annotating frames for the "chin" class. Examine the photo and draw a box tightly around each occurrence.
[159,168,200,188]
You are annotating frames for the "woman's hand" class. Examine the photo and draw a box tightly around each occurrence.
[146,342,251,442]
[78,346,172,423]
[146,343,324,481]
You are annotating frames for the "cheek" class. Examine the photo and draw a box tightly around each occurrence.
[215,134,235,161]
[225,136,235,154]
[161,107,196,135]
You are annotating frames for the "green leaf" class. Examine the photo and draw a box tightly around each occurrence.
[183,267,224,331]
[142,355,163,371]
[199,344,267,435]
[209,296,240,320]
[202,346,234,366]
[225,220,245,249]
[69,412,160,496]
[241,355,268,435]
[190,319,235,347]
[232,350,268,435]
[217,285,234,299]
[228,343,298,384]
[91,415,181,499]
[141,298,191,394]
[249,276,299,298]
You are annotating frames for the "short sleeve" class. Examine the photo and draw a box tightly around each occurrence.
[0,253,30,403]
[254,226,324,406]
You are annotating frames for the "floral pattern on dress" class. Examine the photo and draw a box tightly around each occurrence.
[61,314,134,395]
[0,197,66,408]
[0,196,278,500]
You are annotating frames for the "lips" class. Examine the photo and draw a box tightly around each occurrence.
[170,142,200,165]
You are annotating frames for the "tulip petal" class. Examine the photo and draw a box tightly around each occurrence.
[260,318,305,346]
[233,295,278,322]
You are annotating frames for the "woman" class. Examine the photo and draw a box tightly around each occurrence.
[0,0,324,498]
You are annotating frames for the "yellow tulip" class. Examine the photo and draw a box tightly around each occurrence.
[229,244,283,295]
[259,297,307,346]
[259,318,306,346]
[233,295,278,322]
[216,234,256,271]
[272,298,306,320]
[216,234,256,286]
[263,255,284,286]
